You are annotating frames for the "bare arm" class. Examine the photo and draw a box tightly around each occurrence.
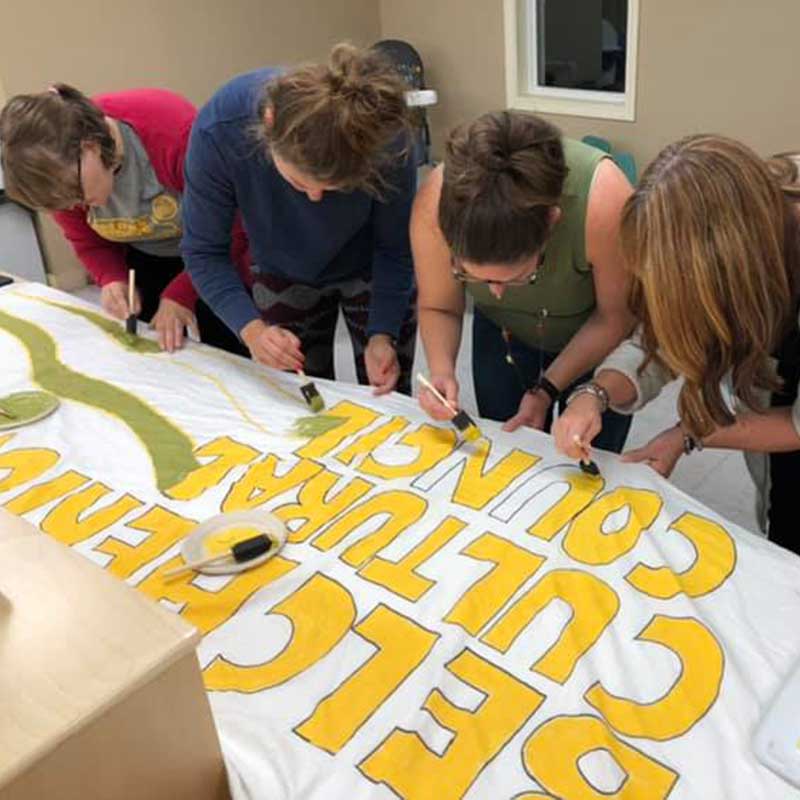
[411,166,466,416]
[699,408,800,452]
[542,160,636,392]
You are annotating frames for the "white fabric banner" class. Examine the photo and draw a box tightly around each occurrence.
[1,282,799,800]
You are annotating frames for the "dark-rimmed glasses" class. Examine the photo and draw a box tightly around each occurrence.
[76,147,86,205]
[449,254,544,287]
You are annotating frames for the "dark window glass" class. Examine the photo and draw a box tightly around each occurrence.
[536,0,628,93]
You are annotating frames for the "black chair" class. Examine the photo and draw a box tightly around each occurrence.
[372,39,437,167]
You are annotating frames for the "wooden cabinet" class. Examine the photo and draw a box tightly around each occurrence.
[0,509,229,800]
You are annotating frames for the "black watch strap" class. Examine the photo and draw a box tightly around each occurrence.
[531,375,561,404]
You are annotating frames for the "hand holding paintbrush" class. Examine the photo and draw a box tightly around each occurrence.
[239,320,324,411]
[572,434,601,476]
[417,373,484,442]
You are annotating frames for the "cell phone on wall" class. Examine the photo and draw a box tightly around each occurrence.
[0,275,14,288]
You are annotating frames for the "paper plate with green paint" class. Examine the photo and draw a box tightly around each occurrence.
[0,390,60,430]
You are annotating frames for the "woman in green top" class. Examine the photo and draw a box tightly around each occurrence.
[412,111,634,451]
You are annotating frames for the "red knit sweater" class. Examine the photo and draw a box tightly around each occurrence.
[52,88,249,310]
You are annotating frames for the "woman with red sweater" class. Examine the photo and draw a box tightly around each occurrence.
[0,84,249,353]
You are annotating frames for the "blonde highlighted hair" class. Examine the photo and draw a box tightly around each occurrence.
[623,135,800,438]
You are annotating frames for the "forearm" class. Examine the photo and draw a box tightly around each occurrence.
[419,307,462,376]
[545,309,634,392]
[701,408,800,453]
[592,368,638,410]
[161,271,198,310]
[183,250,258,336]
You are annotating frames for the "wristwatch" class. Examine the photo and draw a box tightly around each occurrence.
[566,382,610,414]
[681,426,704,454]
[529,375,561,405]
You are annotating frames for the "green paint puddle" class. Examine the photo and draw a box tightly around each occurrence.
[0,310,199,492]
[0,391,59,430]
[291,415,347,438]
[38,298,161,353]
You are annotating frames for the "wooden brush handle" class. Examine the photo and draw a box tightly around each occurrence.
[416,373,457,415]
[572,434,592,463]
[163,551,231,579]
[128,269,136,313]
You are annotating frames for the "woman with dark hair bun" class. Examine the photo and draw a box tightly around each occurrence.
[412,111,634,449]
[182,43,418,395]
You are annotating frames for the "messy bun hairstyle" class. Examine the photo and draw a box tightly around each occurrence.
[257,42,410,196]
[438,111,567,265]
[766,151,800,200]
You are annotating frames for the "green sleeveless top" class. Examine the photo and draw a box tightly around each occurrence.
[465,138,608,353]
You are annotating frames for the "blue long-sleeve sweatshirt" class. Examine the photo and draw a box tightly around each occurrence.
[181,68,416,339]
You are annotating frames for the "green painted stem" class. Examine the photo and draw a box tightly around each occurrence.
[0,309,199,492]
[38,298,162,353]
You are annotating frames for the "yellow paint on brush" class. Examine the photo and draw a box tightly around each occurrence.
[203,526,263,557]
[462,424,482,443]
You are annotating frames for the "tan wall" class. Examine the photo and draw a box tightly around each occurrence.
[379,0,800,171]
[0,0,381,288]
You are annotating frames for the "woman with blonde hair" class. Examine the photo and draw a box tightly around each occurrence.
[182,43,417,395]
[554,135,800,552]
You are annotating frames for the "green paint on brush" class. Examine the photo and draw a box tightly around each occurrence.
[291,414,347,438]
[37,298,161,353]
[0,310,199,492]
[0,391,59,430]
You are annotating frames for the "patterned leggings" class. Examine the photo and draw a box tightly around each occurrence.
[252,272,417,396]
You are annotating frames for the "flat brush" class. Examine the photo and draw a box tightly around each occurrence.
[296,369,325,413]
[416,373,483,443]
[125,268,138,336]
[164,534,272,579]
[572,434,600,476]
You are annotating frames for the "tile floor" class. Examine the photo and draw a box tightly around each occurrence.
[74,284,759,534]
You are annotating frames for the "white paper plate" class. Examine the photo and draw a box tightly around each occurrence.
[180,510,287,575]
[0,391,60,431]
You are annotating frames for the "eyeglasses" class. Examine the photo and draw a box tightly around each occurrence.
[450,254,545,287]
[76,147,86,205]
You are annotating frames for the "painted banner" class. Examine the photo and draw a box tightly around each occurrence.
[1,282,799,800]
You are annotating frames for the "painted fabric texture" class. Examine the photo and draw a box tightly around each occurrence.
[1,282,799,800]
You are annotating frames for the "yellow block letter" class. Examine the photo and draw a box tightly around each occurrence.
[523,715,678,799]
[584,615,724,740]
[360,649,545,800]
[295,604,438,752]
[563,488,662,565]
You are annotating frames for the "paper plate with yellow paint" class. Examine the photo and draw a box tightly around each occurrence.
[180,510,287,575]
[0,390,60,430]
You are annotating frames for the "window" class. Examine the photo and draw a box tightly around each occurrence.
[504,0,640,121]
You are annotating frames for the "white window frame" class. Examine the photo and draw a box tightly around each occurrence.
[504,0,640,122]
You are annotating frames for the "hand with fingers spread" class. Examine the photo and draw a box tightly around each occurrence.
[553,393,604,458]
[366,334,400,395]
[151,297,199,353]
[240,319,304,371]
[622,424,684,477]
[503,388,550,433]
[418,373,460,421]
[101,280,141,321]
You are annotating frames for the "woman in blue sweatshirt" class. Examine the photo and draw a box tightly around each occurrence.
[182,43,417,395]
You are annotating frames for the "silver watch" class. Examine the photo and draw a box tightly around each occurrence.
[566,382,609,414]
